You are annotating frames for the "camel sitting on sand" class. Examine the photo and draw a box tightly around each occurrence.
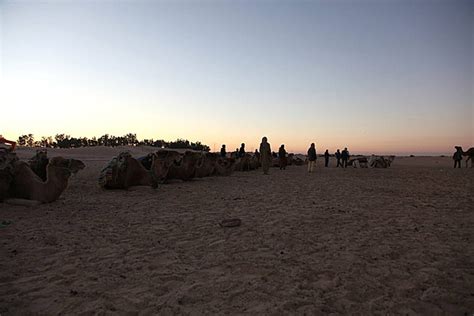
[369,155,395,168]
[234,154,259,171]
[272,157,281,168]
[158,150,235,178]
[166,151,203,181]
[287,153,299,166]
[195,152,218,178]
[214,157,235,176]
[99,152,159,189]
[7,156,85,203]
[147,150,182,182]
[290,155,305,166]
[348,157,369,168]
[457,146,474,168]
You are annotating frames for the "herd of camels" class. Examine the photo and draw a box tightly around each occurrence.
[0,146,473,204]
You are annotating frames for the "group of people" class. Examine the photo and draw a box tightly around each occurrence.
[307,145,350,172]
[220,138,273,175]
[219,137,352,175]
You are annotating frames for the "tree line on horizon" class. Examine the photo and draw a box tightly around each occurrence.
[16,133,210,151]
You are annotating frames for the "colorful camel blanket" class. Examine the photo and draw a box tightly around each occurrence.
[98,152,132,189]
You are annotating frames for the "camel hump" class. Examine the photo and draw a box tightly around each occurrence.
[98,151,132,189]
[28,149,49,181]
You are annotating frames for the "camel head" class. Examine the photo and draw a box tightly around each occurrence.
[48,157,85,175]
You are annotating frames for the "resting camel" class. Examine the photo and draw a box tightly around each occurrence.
[287,154,295,166]
[369,155,395,168]
[290,155,305,166]
[143,150,181,183]
[151,150,234,179]
[99,152,158,189]
[195,152,218,178]
[457,146,474,167]
[8,156,85,203]
[234,154,259,171]
[213,157,236,176]
[272,157,280,168]
[166,151,202,181]
[348,157,369,168]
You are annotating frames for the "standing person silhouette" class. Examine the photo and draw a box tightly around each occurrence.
[278,144,287,170]
[259,137,272,175]
[341,147,350,168]
[220,144,227,158]
[453,146,463,168]
[307,143,317,173]
[335,149,341,167]
[324,149,330,167]
[238,143,246,158]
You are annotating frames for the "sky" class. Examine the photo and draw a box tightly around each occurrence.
[1,0,472,155]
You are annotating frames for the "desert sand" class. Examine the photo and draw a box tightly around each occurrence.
[1,147,473,314]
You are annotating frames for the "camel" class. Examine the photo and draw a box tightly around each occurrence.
[234,154,259,171]
[272,157,280,168]
[166,151,202,181]
[232,156,244,171]
[195,152,218,178]
[99,152,158,189]
[457,146,474,167]
[213,157,236,176]
[249,154,260,170]
[149,150,186,182]
[368,155,395,168]
[8,156,85,203]
[348,157,369,168]
[151,150,234,180]
[288,154,305,166]
[287,153,295,166]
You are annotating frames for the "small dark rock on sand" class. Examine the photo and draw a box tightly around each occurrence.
[219,218,242,227]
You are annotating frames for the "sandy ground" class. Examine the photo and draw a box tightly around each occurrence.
[1,147,473,315]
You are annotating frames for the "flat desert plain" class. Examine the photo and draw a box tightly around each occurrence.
[1,147,473,315]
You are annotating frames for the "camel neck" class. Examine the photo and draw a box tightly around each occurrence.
[43,166,70,202]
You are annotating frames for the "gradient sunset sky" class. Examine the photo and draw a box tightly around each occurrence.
[1,0,472,155]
